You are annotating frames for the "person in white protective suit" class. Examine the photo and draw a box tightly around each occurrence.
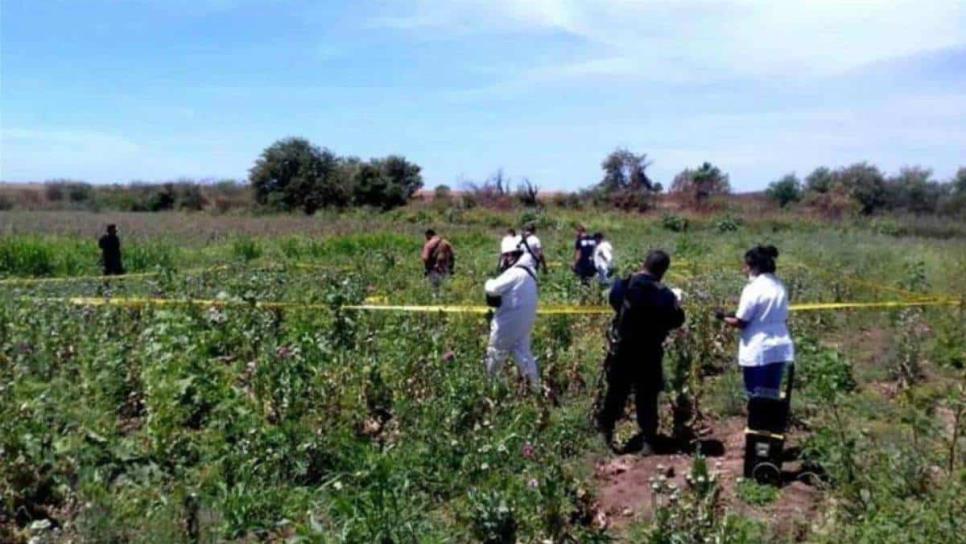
[484,244,541,391]
[592,232,615,286]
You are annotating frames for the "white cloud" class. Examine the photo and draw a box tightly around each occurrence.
[373,0,966,79]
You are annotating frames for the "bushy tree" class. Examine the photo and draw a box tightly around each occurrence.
[766,173,802,208]
[249,137,346,213]
[671,162,731,206]
[952,167,966,196]
[835,162,887,215]
[887,166,945,214]
[802,163,888,215]
[599,148,657,193]
[596,148,660,211]
[805,167,834,194]
[348,155,423,210]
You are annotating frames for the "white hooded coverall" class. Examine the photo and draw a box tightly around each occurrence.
[484,264,540,388]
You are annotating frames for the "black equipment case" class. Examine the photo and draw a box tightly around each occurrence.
[743,365,795,486]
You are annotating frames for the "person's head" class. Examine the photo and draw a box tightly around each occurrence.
[425,229,437,240]
[506,228,516,237]
[643,250,671,281]
[744,245,779,276]
[576,225,586,236]
[523,223,536,235]
[106,224,117,235]
[593,232,604,243]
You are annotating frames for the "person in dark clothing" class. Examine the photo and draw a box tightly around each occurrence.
[596,249,685,454]
[572,225,597,283]
[98,224,125,276]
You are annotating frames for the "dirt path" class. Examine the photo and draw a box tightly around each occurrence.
[592,417,822,539]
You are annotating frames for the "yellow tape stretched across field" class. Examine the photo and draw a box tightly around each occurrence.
[0,271,162,286]
[18,295,963,314]
[784,260,934,301]
[0,265,234,286]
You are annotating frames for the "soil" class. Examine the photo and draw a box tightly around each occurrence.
[592,416,822,539]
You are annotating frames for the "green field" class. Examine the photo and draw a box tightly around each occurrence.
[2,209,964,543]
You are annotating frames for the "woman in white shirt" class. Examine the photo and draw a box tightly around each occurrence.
[718,245,794,398]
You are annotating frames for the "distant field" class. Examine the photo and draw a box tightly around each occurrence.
[2,209,964,542]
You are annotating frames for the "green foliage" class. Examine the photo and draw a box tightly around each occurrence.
[661,214,689,232]
[469,489,519,544]
[714,215,742,233]
[766,173,803,208]
[2,209,965,542]
[670,162,731,207]
[641,456,765,544]
[796,337,857,403]
[249,137,346,213]
[352,155,423,210]
[736,479,780,506]
[231,237,262,262]
[598,147,657,193]
[249,139,422,213]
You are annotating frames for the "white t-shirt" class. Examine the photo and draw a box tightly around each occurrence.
[593,240,614,271]
[735,273,795,367]
[514,234,542,269]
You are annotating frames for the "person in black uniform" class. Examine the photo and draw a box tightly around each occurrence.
[572,225,597,284]
[596,249,685,455]
[98,224,125,276]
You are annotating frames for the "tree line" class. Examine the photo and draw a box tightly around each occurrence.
[3,138,964,217]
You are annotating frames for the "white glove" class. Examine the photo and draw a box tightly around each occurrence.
[670,288,684,302]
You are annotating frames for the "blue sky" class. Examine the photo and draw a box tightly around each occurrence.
[2,0,964,191]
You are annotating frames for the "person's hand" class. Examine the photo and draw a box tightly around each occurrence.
[714,308,727,321]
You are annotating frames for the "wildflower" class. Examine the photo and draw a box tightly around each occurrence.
[333,481,343,491]
[442,350,455,363]
[521,442,535,460]
[527,478,539,489]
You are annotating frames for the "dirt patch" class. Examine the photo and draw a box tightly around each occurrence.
[593,417,822,538]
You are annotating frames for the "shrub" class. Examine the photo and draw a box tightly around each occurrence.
[661,214,689,232]
[714,215,742,233]
[351,155,423,210]
[670,162,731,208]
[232,237,263,262]
[515,179,540,207]
[249,137,348,213]
[766,173,802,208]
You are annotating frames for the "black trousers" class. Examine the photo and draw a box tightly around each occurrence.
[597,350,663,440]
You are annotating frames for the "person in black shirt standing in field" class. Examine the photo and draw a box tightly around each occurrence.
[572,225,597,284]
[596,249,685,455]
[98,224,125,276]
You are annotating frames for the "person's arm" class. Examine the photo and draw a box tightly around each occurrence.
[532,239,547,273]
[664,290,686,330]
[485,269,518,297]
[722,286,756,329]
[420,238,439,264]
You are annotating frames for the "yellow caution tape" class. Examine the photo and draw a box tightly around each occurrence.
[784,261,932,300]
[15,296,962,314]
[0,271,161,286]
[789,299,960,311]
